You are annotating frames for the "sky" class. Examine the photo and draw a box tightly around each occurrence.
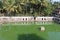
[52,0,60,2]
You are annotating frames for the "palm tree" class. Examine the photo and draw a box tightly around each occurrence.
[38,0,48,16]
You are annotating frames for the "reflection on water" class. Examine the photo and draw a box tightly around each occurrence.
[35,22,53,25]
[2,22,53,25]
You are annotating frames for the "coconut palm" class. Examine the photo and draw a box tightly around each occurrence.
[37,0,48,16]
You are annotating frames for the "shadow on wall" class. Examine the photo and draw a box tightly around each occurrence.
[17,34,45,40]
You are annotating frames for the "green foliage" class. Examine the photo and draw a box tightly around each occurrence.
[0,1,3,8]
[0,0,60,16]
[45,3,53,16]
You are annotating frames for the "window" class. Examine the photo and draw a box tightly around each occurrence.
[52,18,54,20]
[42,18,43,20]
[23,18,24,20]
[58,19,59,21]
[26,18,27,20]
[34,17,36,20]
[44,18,46,20]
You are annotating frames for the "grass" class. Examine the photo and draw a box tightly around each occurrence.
[0,22,60,40]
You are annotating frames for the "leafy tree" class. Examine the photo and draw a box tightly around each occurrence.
[45,2,53,16]
[0,1,3,8]
[37,0,48,16]
[1,0,60,16]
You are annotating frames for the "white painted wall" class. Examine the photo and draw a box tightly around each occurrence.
[36,17,54,22]
[0,17,54,23]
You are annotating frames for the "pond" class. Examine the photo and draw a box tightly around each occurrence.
[0,21,60,40]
